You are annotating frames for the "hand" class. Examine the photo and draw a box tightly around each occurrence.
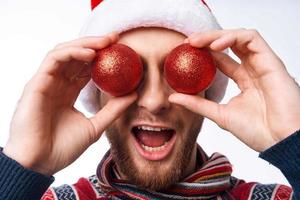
[3,33,137,176]
[169,29,300,152]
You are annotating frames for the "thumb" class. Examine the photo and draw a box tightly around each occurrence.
[89,92,137,139]
[169,93,221,123]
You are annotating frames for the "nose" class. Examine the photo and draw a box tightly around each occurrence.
[137,63,170,114]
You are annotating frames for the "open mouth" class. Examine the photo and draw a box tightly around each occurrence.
[131,125,177,161]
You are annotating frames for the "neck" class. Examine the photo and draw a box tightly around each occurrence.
[182,143,198,178]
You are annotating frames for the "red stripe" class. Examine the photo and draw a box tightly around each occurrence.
[186,165,232,182]
[230,182,257,199]
[167,185,230,195]
[274,185,293,199]
[41,189,55,200]
[91,0,104,10]
[123,190,149,200]
[74,178,98,199]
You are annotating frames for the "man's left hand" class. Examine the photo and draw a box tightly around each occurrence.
[169,29,300,152]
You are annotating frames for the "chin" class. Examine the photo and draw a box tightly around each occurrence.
[107,124,201,191]
[127,140,186,190]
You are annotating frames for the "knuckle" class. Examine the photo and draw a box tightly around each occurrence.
[54,43,65,49]
[46,49,57,60]
[23,76,37,93]
[248,29,260,37]
[71,39,84,47]
[231,28,246,35]
[23,80,32,92]
[237,28,247,32]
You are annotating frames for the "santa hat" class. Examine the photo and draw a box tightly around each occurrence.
[79,0,228,114]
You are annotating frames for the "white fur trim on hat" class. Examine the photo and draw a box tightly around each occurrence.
[79,0,228,114]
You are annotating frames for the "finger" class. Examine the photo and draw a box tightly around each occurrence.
[40,47,96,74]
[212,52,253,90]
[188,29,271,56]
[187,30,228,48]
[210,29,270,55]
[210,33,239,52]
[73,63,95,92]
[169,93,221,124]
[211,52,240,82]
[107,31,119,43]
[63,60,91,81]
[209,32,250,58]
[54,35,114,50]
[89,92,137,138]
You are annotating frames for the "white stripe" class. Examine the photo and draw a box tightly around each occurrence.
[247,184,257,200]
[70,185,80,199]
[177,178,230,188]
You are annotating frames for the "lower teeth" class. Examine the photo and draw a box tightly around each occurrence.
[141,142,168,152]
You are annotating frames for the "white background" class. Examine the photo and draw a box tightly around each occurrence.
[0,0,299,187]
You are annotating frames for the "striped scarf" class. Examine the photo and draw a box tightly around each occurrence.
[96,145,243,199]
[42,145,293,199]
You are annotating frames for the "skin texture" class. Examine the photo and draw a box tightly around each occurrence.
[3,27,300,192]
[102,28,204,190]
[3,33,138,175]
[170,29,300,152]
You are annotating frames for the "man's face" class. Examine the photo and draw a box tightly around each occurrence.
[101,27,204,191]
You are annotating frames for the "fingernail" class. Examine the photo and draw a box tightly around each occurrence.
[86,49,95,54]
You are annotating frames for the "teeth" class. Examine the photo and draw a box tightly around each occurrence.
[138,126,170,132]
[141,142,168,152]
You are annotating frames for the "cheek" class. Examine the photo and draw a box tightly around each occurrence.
[175,104,204,131]
[110,103,137,134]
[185,110,202,127]
[106,119,128,145]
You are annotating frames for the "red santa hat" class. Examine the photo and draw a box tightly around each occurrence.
[79,0,228,113]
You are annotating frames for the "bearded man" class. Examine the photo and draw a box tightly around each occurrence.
[1,0,300,199]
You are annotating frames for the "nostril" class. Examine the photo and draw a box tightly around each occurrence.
[137,94,170,114]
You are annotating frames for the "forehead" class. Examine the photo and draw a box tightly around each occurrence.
[118,27,186,59]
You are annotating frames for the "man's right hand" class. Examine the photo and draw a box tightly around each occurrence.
[3,33,137,176]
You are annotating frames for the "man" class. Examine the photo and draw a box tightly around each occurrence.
[0,0,300,199]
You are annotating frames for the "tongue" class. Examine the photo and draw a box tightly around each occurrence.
[136,130,173,147]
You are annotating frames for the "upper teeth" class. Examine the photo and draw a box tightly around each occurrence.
[137,126,171,132]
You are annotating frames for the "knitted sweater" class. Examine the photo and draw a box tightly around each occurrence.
[0,130,299,200]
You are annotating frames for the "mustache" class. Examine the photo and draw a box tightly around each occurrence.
[124,109,183,130]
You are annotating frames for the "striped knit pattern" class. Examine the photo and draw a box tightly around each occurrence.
[41,145,293,200]
[95,145,234,199]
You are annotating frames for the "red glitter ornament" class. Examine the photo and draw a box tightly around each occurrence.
[164,43,216,94]
[91,44,143,96]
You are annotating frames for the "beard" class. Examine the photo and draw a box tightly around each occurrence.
[105,118,202,191]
